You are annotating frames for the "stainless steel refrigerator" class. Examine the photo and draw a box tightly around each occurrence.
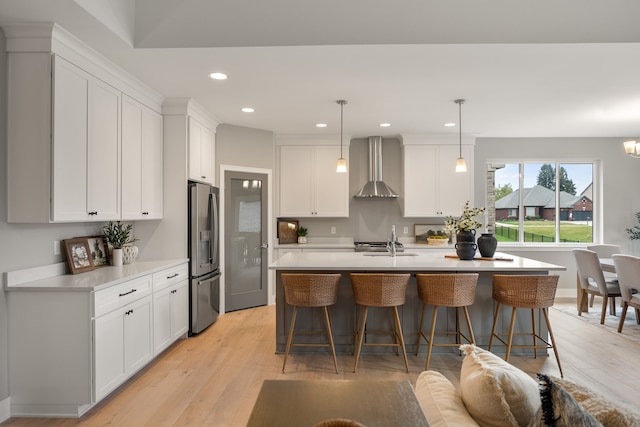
[188,181,220,335]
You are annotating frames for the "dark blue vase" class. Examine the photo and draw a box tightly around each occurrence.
[455,242,477,260]
[477,233,498,258]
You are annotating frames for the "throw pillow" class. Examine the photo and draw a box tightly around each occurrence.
[414,370,480,427]
[530,374,602,427]
[459,344,540,427]
[548,376,640,427]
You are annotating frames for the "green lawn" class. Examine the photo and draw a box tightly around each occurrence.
[495,220,593,243]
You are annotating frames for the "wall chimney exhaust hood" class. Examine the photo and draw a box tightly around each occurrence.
[354,136,399,198]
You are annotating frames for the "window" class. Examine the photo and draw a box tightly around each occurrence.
[489,162,595,244]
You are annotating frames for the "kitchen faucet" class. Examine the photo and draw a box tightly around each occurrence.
[387,225,397,257]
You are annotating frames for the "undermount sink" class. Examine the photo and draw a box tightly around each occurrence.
[363,252,420,257]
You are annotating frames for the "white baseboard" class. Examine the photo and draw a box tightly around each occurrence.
[0,396,10,423]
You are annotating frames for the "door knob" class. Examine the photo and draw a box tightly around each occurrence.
[260,243,268,249]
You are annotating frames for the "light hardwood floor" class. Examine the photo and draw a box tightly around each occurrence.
[2,303,639,426]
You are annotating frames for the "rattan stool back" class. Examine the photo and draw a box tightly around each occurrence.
[350,273,410,307]
[492,274,558,309]
[282,273,341,307]
[416,273,478,307]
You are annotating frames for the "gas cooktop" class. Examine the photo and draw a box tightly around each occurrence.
[354,241,405,252]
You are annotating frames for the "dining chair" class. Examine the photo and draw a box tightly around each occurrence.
[572,249,622,324]
[611,254,640,333]
[587,244,621,306]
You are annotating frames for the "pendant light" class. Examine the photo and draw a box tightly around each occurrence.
[336,100,348,173]
[454,99,467,173]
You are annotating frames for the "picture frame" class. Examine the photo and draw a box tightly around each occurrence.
[86,235,110,267]
[63,238,95,274]
[277,219,299,244]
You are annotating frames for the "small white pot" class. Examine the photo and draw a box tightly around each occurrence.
[111,248,123,267]
[122,245,139,264]
[298,236,307,244]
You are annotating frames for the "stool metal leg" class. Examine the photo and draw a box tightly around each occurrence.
[415,303,427,355]
[531,308,537,359]
[323,306,339,374]
[505,306,517,362]
[282,306,298,373]
[392,306,409,373]
[425,305,438,371]
[353,306,368,373]
[463,306,475,345]
[542,307,564,378]
[488,302,502,351]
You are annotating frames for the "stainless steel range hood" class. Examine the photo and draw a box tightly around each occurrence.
[354,136,399,198]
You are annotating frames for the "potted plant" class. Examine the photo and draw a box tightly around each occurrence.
[102,221,139,266]
[297,226,308,244]
[626,212,640,255]
[445,201,486,260]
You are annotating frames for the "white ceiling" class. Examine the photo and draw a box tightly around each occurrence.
[2,0,640,139]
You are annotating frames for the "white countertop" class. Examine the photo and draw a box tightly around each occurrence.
[5,259,189,292]
[269,251,565,272]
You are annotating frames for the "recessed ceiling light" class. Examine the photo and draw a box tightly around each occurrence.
[379,123,391,128]
[316,123,327,128]
[241,107,255,113]
[445,122,456,127]
[209,72,227,80]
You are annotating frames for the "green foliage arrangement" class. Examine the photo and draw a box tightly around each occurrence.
[445,201,486,232]
[297,226,308,237]
[626,212,640,240]
[102,221,139,249]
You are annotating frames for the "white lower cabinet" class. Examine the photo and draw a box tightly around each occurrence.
[94,294,153,402]
[6,261,189,417]
[153,265,189,355]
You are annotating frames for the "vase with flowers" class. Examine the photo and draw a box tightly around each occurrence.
[445,201,486,260]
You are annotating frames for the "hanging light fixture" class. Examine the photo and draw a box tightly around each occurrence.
[454,99,467,173]
[336,100,348,173]
[623,140,640,158]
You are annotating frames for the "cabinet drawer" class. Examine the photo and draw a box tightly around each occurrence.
[94,275,152,318]
[153,263,189,292]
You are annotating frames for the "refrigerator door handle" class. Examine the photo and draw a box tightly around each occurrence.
[209,192,219,266]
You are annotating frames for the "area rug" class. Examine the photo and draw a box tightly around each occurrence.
[552,301,640,345]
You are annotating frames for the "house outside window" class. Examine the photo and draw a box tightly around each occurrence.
[489,162,595,244]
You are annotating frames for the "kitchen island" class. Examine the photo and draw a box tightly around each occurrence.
[269,251,566,355]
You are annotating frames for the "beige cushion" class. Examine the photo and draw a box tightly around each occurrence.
[530,374,602,426]
[459,344,540,427]
[414,370,480,427]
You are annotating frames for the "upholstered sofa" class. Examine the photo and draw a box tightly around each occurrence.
[414,345,640,427]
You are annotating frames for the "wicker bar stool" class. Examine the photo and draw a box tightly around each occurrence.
[415,273,479,370]
[281,273,341,374]
[350,273,410,373]
[488,274,564,377]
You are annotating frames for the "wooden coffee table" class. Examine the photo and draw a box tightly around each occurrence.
[246,379,429,427]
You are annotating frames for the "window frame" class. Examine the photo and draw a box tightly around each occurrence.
[486,159,602,246]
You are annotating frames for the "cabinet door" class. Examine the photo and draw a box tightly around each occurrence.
[122,97,163,220]
[121,95,143,219]
[124,295,153,374]
[87,79,121,221]
[279,146,314,216]
[171,280,189,340]
[200,125,215,185]
[403,145,438,216]
[313,146,349,217]
[94,307,126,402]
[438,145,473,216]
[153,286,172,355]
[140,107,163,218]
[51,57,90,222]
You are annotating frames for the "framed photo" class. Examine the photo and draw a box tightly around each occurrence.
[86,235,110,267]
[63,238,95,274]
[277,219,299,244]
[414,224,431,244]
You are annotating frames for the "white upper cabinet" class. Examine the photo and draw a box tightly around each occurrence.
[188,117,216,185]
[50,56,120,222]
[122,95,163,220]
[402,139,474,217]
[6,23,164,223]
[279,144,349,217]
